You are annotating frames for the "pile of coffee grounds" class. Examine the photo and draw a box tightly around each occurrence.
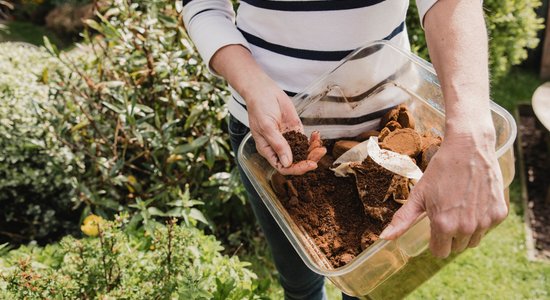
[273,105,442,268]
[283,131,309,162]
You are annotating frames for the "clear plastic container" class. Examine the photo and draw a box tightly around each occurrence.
[237,41,516,299]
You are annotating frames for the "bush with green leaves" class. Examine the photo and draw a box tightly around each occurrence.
[0,42,81,244]
[42,0,251,235]
[406,0,544,78]
[0,216,270,299]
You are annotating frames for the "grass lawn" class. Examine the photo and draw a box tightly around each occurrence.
[248,68,550,299]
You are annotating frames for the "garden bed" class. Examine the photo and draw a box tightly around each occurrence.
[517,104,550,261]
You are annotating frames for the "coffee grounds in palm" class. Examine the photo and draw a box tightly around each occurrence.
[283,131,309,162]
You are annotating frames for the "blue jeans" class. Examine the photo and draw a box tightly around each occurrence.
[228,115,358,300]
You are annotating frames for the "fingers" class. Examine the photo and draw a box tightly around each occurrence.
[451,235,471,253]
[467,228,487,248]
[430,227,453,258]
[260,126,293,168]
[278,161,318,176]
[308,131,323,152]
[255,134,284,169]
[307,147,327,162]
[379,190,425,240]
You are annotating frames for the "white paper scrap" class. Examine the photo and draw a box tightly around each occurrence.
[366,137,423,180]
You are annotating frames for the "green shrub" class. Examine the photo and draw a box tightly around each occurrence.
[406,0,544,78]
[43,0,251,235]
[0,216,270,299]
[0,42,81,245]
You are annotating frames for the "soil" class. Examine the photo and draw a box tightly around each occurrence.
[283,131,309,162]
[272,105,443,268]
[518,107,550,259]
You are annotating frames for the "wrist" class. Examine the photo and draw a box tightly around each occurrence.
[238,72,274,104]
[444,117,496,150]
[443,93,494,143]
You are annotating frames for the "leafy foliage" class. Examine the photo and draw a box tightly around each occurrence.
[1,0,254,246]
[42,0,250,233]
[0,42,81,244]
[406,0,544,78]
[0,216,270,299]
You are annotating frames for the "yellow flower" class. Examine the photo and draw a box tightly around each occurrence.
[81,214,105,237]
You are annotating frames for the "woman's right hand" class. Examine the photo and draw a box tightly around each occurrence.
[211,44,325,175]
[244,75,326,175]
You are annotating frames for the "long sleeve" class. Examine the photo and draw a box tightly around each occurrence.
[181,0,251,74]
[415,0,439,28]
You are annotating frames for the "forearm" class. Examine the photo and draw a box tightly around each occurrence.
[424,0,494,139]
[211,45,274,103]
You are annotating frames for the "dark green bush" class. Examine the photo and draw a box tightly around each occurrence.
[0,216,269,299]
[0,42,81,245]
[406,0,544,78]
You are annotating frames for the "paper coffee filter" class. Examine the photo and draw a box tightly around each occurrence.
[331,137,423,180]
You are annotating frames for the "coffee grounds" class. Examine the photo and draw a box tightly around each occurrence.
[280,159,376,267]
[283,131,309,162]
[353,157,401,223]
[276,156,398,267]
[273,105,441,268]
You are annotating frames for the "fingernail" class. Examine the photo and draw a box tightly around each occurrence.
[281,154,291,168]
[379,225,394,240]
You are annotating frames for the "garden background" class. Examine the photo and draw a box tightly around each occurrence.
[0,0,549,299]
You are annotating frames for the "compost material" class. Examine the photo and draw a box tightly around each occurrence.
[273,105,443,268]
[519,109,550,259]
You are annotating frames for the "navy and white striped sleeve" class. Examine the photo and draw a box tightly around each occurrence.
[415,0,439,28]
[180,0,251,74]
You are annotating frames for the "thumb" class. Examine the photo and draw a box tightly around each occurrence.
[379,190,425,240]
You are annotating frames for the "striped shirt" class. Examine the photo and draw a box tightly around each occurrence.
[181,0,438,129]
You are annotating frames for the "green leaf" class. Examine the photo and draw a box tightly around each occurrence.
[102,101,125,114]
[147,207,165,216]
[83,19,103,32]
[172,136,209,154]
[70,119,90,132]
[189,208,208,225]
[158,15,177,27]
[205,143,215,169]
[184,104,203,130]
[43,36,59,56]
[134,104,154,114]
